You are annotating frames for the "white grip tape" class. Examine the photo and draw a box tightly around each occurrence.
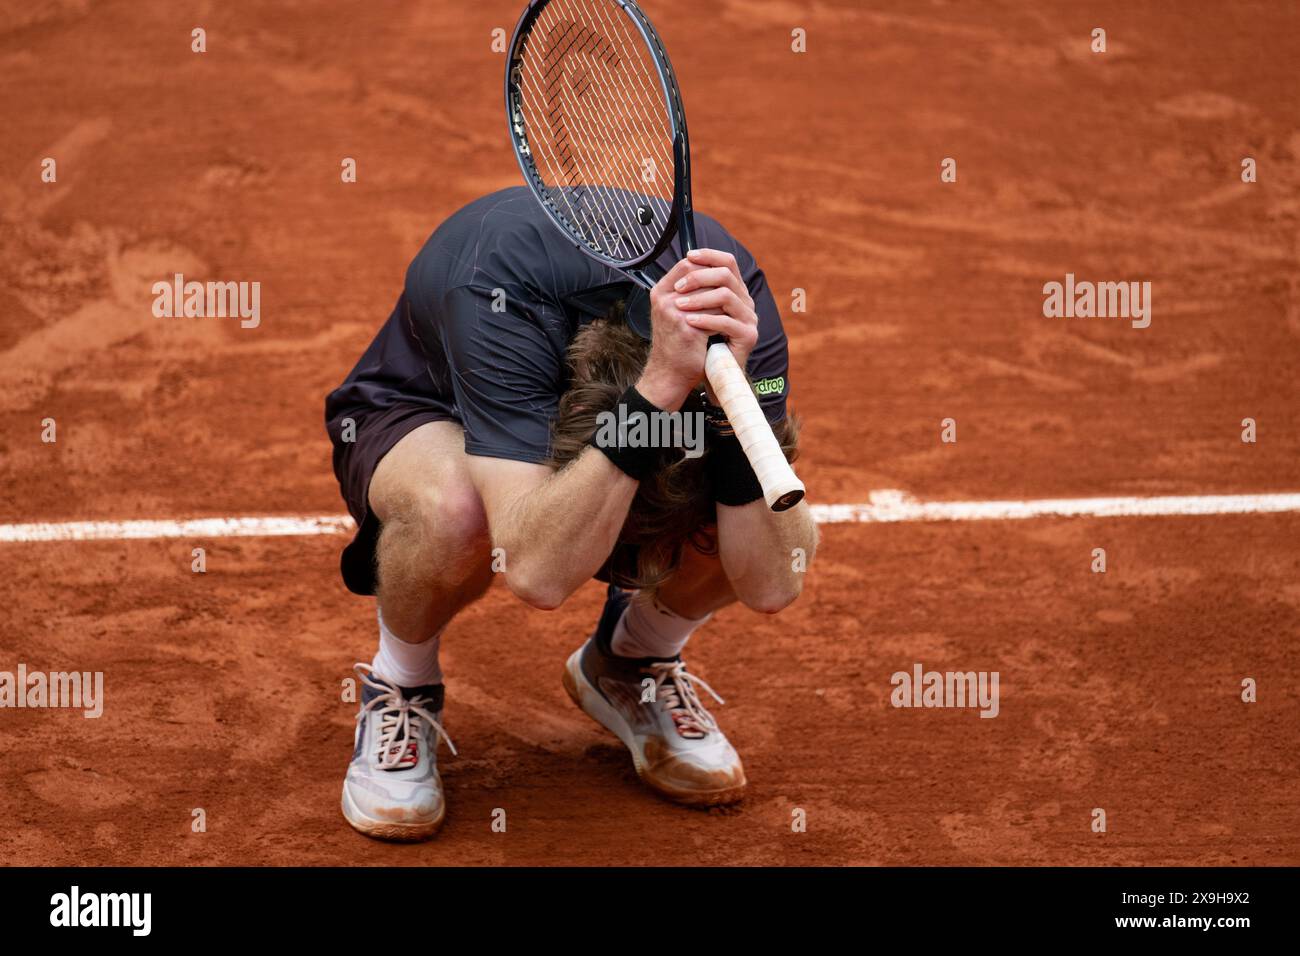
[704,342,806,510]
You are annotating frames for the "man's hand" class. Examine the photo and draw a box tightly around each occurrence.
[637,248,759,409]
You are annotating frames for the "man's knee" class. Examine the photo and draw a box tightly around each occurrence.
[369,424,489,562]
[381,482,489,562]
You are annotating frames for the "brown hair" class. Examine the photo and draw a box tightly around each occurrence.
[549,314,799,590]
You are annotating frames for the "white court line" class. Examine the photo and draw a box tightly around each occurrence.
[1,490,1299,542]
[0,515,356,543]
[812,490,1300,524]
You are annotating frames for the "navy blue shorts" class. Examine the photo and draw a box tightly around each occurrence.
[325,296,458,595]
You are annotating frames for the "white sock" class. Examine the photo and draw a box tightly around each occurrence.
[610,594,711,660]
[372,608,444,688]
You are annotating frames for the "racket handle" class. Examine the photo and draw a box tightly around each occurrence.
[704,342,806,512]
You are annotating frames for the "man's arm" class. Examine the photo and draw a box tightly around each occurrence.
[716,498,817,613]
[464,305,694,610]
[671,247,815,612]
[466,449,635,610]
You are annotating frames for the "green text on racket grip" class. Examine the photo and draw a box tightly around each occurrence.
[703,342,806,512]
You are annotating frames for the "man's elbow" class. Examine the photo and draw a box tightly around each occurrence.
[738,576,805,615]
[505,567,573,611]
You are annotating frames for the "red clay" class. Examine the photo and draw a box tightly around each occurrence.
[1,0,1297,865]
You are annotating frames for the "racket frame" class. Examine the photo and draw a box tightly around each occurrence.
[506,0,695,288]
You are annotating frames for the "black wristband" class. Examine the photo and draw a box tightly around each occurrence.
[706,411,765,507]
[588,385,670,481]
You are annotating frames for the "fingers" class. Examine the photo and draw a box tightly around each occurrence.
[663,249,744,289]
[653,257,700,299]
[643,253,755,397]
[653,250,756,356]
[674,285,756,325]
[686,248,743,285]
[680,311,756,346]
[673,265,749,301]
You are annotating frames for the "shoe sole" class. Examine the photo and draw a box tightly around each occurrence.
[341,784,445,842]
[563,647,747,807]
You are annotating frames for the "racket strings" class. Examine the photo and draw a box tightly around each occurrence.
[515,0,676,261]
[564,0,669,178]
[527,1,665,250]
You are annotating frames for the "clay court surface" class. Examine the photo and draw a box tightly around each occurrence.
[2,0,1298,866]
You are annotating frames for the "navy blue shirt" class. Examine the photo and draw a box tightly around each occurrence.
[328,187,789,465]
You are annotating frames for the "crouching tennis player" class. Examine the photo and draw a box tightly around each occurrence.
[325,187,816,840]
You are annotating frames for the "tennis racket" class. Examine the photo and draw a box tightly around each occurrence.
[505,0,806,512]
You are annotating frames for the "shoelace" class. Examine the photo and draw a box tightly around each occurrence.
[354,664,457,770]
[645,660,725,739]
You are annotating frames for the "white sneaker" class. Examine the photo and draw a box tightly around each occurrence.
[341,664,455,841]
[562,590,747,806]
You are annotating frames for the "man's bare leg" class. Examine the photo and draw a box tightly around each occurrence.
[651,538,737,620]
[604,537,737,659]
[367,420,495,643]
[342,420,493,842]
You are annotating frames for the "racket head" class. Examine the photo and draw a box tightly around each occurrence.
[506,0,695,286]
